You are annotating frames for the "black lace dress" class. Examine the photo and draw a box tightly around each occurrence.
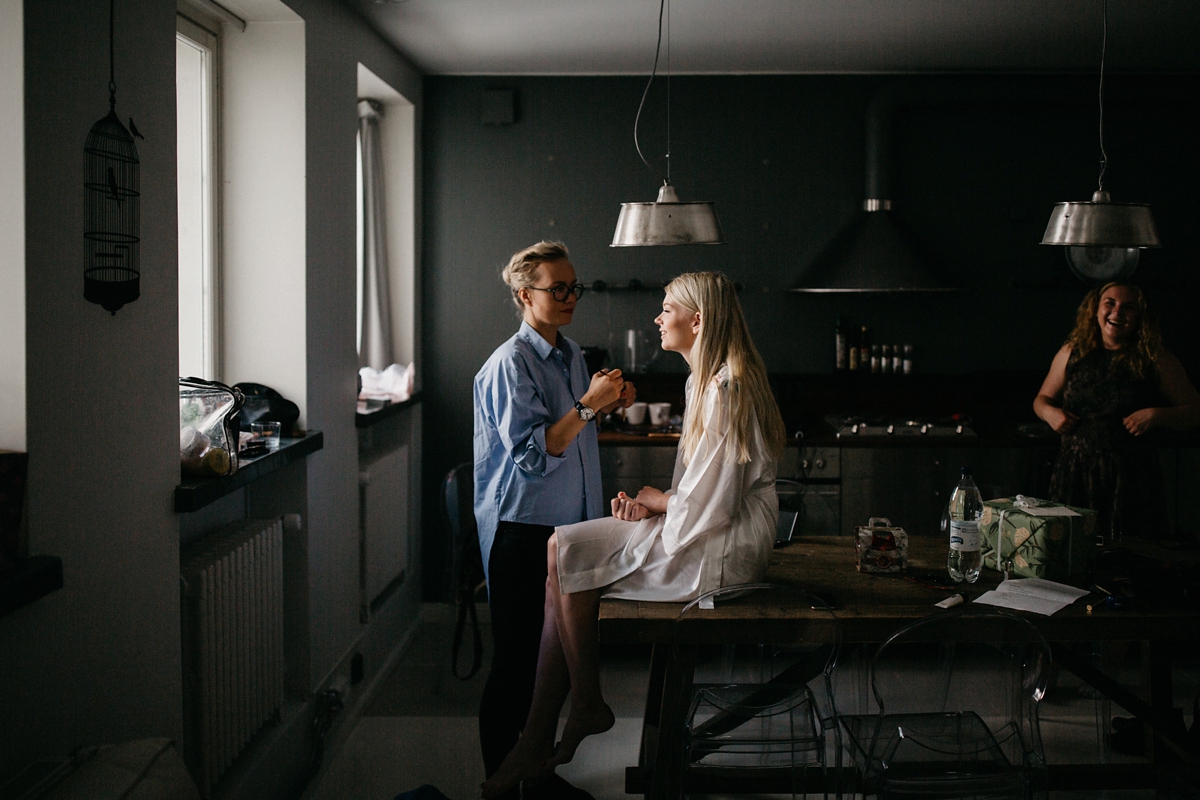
[1049,347,1167,540]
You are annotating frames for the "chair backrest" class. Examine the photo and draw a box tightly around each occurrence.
[677,583,841,719]
[866,607,1051,769]
[443,463,483,596]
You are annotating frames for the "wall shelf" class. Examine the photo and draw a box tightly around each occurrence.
[0,555,64,620]
[175,432,324,513]
[355,392,421,429]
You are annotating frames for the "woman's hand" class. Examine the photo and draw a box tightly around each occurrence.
[611,491,652,521]
[583,369,624,413]
[600,380,637,415]
[1123,408,1158,436]
[632,486,669,515]
[1044,406,1079,434]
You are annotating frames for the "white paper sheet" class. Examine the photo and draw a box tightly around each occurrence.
[1018,505,1081,517]
[972,578,1089,616]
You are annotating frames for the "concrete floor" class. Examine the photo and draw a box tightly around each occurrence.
[304,608,1199,800]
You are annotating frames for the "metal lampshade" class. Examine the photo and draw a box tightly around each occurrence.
[1041,190,1160,248]
[611,183,724,247]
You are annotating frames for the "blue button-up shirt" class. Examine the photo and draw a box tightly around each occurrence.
[473,321,603,582]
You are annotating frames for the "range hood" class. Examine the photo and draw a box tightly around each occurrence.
[791,83,958,294]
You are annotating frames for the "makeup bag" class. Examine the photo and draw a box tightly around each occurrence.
[179,377,245,478]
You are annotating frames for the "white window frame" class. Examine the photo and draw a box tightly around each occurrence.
[176,13,221,380]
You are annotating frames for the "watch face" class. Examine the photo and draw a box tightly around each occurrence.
[576,402,595,421]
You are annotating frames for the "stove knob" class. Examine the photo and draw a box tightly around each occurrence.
[956,424,964,434]
[886,424,894,435]
[851,423,859,434]
[802,459,810,470]
[920,424,930,435]
[814,458,826,470]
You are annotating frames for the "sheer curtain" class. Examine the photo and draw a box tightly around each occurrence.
[357,99,393,370]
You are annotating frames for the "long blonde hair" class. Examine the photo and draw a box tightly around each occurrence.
[1065,281,1162,378]
[665,272,786,464]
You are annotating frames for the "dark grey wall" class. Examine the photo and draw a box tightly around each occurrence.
[421,73,1200,598]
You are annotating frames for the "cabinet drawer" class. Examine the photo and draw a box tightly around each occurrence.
[600,446,677,476]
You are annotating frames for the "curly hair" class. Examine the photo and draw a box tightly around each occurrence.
[1065,281,1162,378]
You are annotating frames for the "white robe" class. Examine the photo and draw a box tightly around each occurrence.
[556,366,779,603]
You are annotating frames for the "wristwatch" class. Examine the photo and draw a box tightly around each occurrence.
[574,400,596,422]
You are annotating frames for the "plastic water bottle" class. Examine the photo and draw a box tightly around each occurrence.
[946,467,983,583]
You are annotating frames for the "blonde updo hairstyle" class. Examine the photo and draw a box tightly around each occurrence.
[664,271,786,465]
[502,240,570,314]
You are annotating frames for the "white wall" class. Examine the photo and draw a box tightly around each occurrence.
[1,0,182,763]
[0,0,24,452]
[222,18,308,423]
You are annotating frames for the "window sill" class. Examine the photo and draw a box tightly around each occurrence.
[175,432,324,513]
[355,392,421,429]
[0,555,64,620]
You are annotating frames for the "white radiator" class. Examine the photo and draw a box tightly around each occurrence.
[360,443,410,613]
[180,518,285,796]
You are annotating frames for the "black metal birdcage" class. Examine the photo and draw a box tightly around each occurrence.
[84,109,140,314]
[84,0,140,315]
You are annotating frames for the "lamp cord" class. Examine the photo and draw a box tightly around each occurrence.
[1097,0,1108,193]
[633,0,668,185]
[108,0,116,110]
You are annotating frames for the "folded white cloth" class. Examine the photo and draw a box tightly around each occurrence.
[359,362,414,403]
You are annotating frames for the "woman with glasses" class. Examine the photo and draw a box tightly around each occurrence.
[482,271,786,799]
[473,240,635,800]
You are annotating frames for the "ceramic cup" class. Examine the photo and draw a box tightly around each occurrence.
[625,402,648,426]
[649,402,672,426]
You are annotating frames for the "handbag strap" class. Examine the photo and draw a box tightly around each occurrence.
[451,581,485,681]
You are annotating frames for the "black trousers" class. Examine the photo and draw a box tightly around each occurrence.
[478,520,556,781]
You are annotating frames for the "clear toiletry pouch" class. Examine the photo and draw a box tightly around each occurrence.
[179,377,245,478]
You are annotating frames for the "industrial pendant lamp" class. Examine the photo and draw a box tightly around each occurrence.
[1041,0,1160,277]
[611,0,723,247]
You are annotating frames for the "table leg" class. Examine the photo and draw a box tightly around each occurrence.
[639,644,668,774]
[645,644,695,800]
[1051,642,1197,764]
[1145,641,1175,766]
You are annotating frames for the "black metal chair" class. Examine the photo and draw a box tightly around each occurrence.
[443,463,485,680]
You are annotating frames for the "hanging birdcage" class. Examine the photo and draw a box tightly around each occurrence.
[84,108,140,314]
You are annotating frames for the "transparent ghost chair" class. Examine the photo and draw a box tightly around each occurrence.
[676,582,842,799]
[838,607,1051,800]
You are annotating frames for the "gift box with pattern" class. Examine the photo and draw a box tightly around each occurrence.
[979,498,1097,581]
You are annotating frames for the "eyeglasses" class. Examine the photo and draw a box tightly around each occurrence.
[527,282,587,302]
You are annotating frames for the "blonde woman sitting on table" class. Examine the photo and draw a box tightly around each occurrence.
[481,271,786,799]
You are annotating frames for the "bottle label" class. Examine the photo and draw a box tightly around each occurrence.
[949,520,980,551]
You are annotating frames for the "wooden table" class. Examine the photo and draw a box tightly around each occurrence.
[598,535,1200,799]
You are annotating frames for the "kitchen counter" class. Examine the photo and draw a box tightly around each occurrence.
[600,420,1200,449]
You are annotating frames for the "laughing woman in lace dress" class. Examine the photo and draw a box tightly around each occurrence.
[1033,282,1200,540]
[481,271,786,799]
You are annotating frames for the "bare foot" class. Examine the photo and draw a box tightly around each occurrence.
[480,738,554,800]
[545,701,616,769]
